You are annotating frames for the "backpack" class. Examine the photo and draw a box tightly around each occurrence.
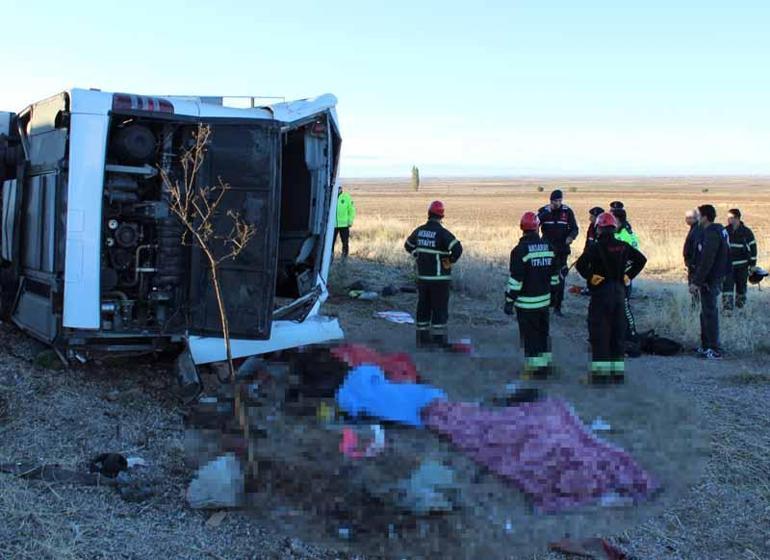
[639,330,682,356]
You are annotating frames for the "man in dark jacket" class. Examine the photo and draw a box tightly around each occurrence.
[576,212,646,384]
[723,208,757,310]
[538,189,579,316]
[683,208,703,308]
[690,204,730,360]
[504,211,560,379]
[404,200,463,348]
[683,209,702,281]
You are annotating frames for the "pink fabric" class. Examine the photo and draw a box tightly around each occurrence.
[331,344,421,383]
[422,399,658,513]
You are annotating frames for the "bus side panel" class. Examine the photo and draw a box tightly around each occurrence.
[62,113,109,329]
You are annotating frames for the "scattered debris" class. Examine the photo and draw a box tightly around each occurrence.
[549,537,629,559]
[339,424,386,459]
[347,280,367,292]
[591,417,612,433]
[0,463,119,487]
[396,459,458,514]
[450,338,474,354]
[115,471,156,502]
[186,453,244,509]
[89,453,129,478]
[381,285,399,297]
[349,290,379,300]
[205,511,228,528]
[373,310,414,324]
[126,456,148,469]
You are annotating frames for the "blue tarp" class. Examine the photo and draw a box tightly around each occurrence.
[335,364,447,427]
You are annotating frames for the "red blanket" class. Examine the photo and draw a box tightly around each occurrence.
[330,344,420,383]
[422,399,658,513]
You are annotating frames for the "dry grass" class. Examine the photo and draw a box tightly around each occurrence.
[344,178,770,353]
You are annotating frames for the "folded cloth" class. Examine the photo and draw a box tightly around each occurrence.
[422,399,658,512]
[331,344,420,383]
[336,365,447,427]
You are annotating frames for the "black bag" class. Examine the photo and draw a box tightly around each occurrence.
[639,330,682,356]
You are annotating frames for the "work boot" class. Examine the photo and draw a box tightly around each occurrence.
[416,331,432,349]
[610,374,625,384]
[431,333,451,350]
[589,374,612,385]
[553,307,564,317]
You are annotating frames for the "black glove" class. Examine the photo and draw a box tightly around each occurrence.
[503,301,514,315]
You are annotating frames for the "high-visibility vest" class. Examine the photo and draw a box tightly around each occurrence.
[336,192,356,228]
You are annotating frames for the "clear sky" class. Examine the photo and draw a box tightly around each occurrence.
[2,0,769,177]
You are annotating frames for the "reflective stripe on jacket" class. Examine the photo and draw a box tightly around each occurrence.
[404,219,463,281]
[506,232,558,309]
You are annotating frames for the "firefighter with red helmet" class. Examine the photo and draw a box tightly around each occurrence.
[504,212,560,378]
[404,201,463,348]
[576,212,647,383]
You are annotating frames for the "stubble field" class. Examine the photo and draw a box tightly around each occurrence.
[342,176,770,354]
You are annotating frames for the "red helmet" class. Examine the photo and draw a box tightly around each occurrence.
[596,212,618,229]
[428,200,445,218]
[520,211,540,231]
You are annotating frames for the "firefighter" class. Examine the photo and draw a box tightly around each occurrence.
[538,189,579,316]
[333,182,356,259]
[504,212,559,378]
[576,213,647,383]
[404,201,463,348]
[723,208,757,310]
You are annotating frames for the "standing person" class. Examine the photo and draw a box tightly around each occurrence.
[404,201,463,349]
[683,209,703,308]
[576,213,646,383]
[611,208,639,249]
[504,212,559,379]
[610,201,634,234]
[689,204,730,360]
[723,208,757,310]
[611,206,641,354]
[538,189,579,316]
[683,209,702,282]
[333,182,356,259]
[584,207,605,251]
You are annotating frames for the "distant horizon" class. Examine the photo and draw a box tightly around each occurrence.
[342,173,770,180]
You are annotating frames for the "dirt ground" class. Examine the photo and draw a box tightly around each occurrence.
[1,253,769,559]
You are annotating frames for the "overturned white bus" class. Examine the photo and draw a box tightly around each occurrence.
[0,89,344,376]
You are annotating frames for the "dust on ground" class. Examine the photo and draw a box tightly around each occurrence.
[0,257,768,559]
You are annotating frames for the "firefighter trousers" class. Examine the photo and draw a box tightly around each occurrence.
[516,307,551,373]
[624,284,638,341]
[588,282,626,377]
[722,265,748,309]
[416,280,450,345]
[551,252,568,311]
